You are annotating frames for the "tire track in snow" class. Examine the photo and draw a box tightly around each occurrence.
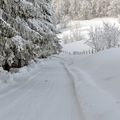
[61,62,86,120]
[0,58,84,120]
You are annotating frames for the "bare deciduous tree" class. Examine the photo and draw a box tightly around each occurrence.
[88,23,120,51]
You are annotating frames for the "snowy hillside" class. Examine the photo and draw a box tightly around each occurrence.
[62,40,91,53]
[58,18,120,53]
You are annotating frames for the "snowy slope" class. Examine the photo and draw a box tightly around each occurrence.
[58,18,120,52]
[62,40,91,53]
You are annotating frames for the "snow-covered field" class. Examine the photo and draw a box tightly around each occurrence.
[62,40,91,53]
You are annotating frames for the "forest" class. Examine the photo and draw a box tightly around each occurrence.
[52,0,120,23]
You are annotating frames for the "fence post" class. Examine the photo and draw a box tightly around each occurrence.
[92,49,94,54]
[89,50,90,54]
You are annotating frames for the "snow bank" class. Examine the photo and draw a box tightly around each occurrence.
[63,48,120,120]
[73,48,120,99]
[13,59,46,82]
[0,59,46,90]
[0,68,14,87]
[70,68,120,120]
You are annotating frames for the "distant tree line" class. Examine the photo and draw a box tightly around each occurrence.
[52,0,120,23]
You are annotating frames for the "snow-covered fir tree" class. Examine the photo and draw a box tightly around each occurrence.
[0,0,61,70]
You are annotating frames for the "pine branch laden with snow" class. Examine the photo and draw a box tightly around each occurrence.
[0,0,60,70]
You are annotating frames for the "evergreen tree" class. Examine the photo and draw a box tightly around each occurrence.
[0,0,60,70]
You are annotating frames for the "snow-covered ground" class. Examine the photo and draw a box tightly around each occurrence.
[57,18,120,120]
[0,57,85,120]
[0,18,120,120]
[0,47,120,120]
[60,48,120,120]
[62,40,91,53]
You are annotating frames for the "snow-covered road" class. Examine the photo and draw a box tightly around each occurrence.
[0,58,84,120]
